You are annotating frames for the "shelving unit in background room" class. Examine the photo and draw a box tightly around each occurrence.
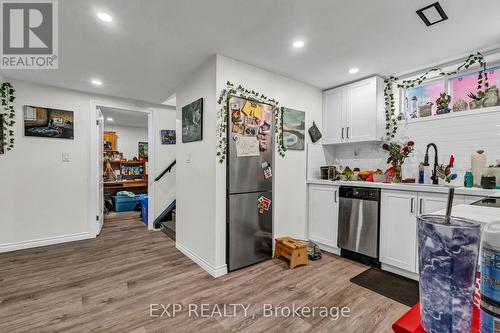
[103,159,148,195]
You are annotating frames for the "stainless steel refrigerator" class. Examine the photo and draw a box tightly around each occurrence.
[227,96,273,271]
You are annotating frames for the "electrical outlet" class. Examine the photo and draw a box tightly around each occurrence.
[62,152,70,162]
[185,152,191,164]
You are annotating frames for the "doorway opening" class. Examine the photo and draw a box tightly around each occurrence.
[90,102,155,236]
[101,107,149,226]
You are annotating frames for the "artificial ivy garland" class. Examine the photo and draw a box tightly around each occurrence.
[217,81,285,163]
[384,52,488,140]
[0,82,16,151]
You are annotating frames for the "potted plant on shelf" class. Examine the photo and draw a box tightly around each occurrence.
[468,91,485,110]
[436,93,451,115]
[382,141,415,183]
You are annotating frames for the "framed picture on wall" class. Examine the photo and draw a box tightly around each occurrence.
[138,141,148,160]
[182,98,203,143]
[23,105,74,139]
[160,129,176,144]
[282,107,305,150]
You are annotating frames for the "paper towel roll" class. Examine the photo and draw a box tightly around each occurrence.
[471,149,486,187]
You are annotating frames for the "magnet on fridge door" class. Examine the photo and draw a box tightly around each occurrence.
[261,162,272,179]
[257,196,271,214]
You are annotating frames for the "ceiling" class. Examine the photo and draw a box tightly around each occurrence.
[2,0,500,104]
[101,107,148,128]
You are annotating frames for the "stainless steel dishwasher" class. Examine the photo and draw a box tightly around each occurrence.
[338,186,381,267]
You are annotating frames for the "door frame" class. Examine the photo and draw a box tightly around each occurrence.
[89,100,156,235]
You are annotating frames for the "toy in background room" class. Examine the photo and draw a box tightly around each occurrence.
[435,92,451,115]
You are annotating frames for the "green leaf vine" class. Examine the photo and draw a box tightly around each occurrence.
[384,52,488,140]
[1,82,16,152]
[217,81,285,163]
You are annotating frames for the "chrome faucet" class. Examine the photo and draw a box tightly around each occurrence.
[423,143,439,185]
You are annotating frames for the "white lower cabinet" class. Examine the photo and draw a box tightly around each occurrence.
[380,190,478,276]
[380,190,418,273]
[308,184,339,252]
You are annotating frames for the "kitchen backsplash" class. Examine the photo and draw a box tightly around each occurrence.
[308,109,500,186]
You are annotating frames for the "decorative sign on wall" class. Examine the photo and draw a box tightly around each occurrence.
[24,106,74,139]
[160,129,176,144]
[182,98,203,143]
[282,108,305,150]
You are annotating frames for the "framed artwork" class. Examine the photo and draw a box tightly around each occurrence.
[138,141,148,159]
[182,98,203,143]
[23,106,74,139]
[160,129,176,144]
[282,107,305,150]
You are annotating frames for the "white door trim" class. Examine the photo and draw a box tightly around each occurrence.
[89,100,156,234]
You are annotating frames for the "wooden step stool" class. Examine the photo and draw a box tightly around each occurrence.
[274,237,309,269]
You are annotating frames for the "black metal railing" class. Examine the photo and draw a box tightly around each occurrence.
[154,160,176,182]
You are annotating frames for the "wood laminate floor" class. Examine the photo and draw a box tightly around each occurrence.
[0,212,409,333]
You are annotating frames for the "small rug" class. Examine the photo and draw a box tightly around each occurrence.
[350,268,419,307]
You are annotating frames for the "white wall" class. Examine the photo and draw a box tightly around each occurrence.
[175,56,220,275]
[104,124,148,160]
[0,79,176,252]
[175,55,322,276]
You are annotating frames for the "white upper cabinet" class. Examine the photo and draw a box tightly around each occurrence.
[322,88,345,144]
[322,76,385,144]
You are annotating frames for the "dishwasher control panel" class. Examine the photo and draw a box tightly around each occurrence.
[339,186,380,201]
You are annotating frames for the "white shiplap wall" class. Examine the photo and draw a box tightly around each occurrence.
[315,108,500,186]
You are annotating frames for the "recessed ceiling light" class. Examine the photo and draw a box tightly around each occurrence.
[293,40,305,48]
[97,12,112,22]
[349,67,359,74]
[416,2,448,27]
[91,79,103,86]
[106,117,113,122]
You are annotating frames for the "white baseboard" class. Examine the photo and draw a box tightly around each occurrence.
[0,232,95,253]
[381,263,419,281]
[308,239,341,256]
[317,243,341,256]
[176,242,227,278]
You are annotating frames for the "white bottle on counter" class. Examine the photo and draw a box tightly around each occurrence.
[471,149,487,187]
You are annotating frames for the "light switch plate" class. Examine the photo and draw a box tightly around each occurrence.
[185,152,191,164]
[62,152,70,162]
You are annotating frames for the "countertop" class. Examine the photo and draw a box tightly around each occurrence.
[432,204,500,225]
[307,179,500,197]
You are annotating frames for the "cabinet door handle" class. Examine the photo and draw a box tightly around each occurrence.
[341,127,344,140]
[334,190,338,203]
[410,198,415,214]
[347,127,350,139]
[419,198,423,215]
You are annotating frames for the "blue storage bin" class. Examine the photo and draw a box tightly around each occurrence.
[140,195,148,225]
[113,195,142,212]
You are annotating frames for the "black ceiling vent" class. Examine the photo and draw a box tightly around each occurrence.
[416,2,448,26]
